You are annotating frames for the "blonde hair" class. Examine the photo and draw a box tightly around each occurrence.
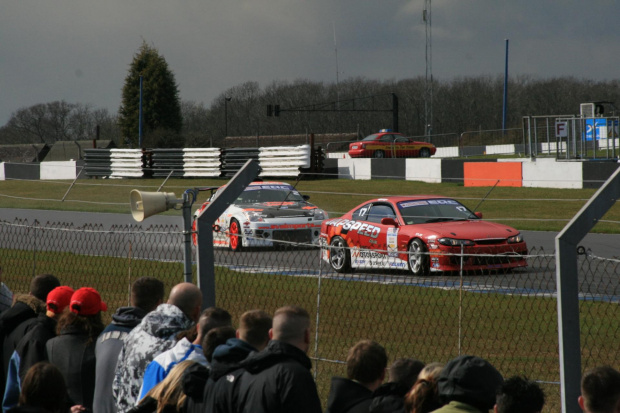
[404,362,444,413]
[143,360,196,413]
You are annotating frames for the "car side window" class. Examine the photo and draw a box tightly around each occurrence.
[379,134,394,142]
[366,204,396,224]
[351,204,371,221]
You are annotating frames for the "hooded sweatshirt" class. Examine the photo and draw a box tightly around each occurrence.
[94,306,147,413]
[112,304,193,413]
[235,340,322,413]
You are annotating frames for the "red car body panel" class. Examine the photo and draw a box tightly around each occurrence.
[320,196,527,274]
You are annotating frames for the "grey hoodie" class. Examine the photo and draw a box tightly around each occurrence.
[112,304,193,413]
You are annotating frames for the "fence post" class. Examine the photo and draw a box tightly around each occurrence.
[555,165,620,413]
[196,159,260,309]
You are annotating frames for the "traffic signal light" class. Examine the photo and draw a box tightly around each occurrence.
[266,105,273,116]
[274,105,280,117]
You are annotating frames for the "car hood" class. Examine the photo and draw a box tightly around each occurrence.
[236,201,318,217]
[410,219,520,240]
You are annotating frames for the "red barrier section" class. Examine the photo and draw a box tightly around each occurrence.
[464,162,522,187]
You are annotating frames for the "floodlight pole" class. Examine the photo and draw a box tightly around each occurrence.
[182,190,195,283]
[195,159,260,308]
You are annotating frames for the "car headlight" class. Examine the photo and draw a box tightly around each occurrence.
[312,209,327,220]
[245,211,265,222]
[438,238,474,246]
[507,234,524,244]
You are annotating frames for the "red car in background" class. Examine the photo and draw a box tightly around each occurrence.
[320,195,527,275]
[349,130,436,158]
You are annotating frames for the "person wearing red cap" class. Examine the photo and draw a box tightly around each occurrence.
[46,287,107,411]
[2,286,74,411]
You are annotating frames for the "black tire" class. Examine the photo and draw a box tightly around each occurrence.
[229,219,243,252]
[329,236,351,273]
[419,147,431,158]
[408,238,429,275]
[373,150,385,158]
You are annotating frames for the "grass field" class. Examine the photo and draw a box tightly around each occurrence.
[1,176,620,233]
[2,176,618,412]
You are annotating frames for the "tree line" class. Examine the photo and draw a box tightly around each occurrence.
[1,44,618,149]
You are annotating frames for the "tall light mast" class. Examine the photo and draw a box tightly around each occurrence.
[423,0,433,139]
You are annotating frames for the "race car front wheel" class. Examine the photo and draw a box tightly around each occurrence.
[329,236,351,273]
[229,219,243,252]
[408,238,429,275]
[373,150,385,158]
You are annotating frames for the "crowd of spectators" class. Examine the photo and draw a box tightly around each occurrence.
[0,273,617,413]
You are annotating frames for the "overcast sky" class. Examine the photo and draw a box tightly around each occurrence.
[1,1,618,126]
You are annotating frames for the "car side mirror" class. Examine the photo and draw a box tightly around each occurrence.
[475,212,483,219]
[381,217,398,226]
[303,194,310,201]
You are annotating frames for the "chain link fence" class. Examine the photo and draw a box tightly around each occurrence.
[1,218,619,412]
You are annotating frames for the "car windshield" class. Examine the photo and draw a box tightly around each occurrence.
[397,199,478,225]
[234,185,305,204]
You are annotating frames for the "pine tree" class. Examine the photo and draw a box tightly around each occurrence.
[118,41,183,148]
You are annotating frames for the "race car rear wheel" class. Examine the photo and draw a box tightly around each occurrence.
[419,148,431,158]
[408,238,429,275]
[373,150,385,158]
[329,236,351,273]
[229,219,243,252]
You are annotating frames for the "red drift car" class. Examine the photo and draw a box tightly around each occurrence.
[320,196,527,275]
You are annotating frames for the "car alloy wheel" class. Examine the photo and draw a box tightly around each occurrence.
[373,150,385,158]
[229,219,243,252]
[420,148,431,158]
[329,236,351,272]
[408,238,429,275]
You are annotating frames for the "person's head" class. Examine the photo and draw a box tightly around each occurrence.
[438,355,503,412]
[45,286,74,319]
[270,306,311,352]
[57,287,107,342]
[202,325,236,363]
[346,339,388,392]
[19,362,67,413]
[167,282,202,322]
[579,366,620,413]
[197,307,232,342]
[495,376,545,413]
[238,309,272,351]
[29,274,60,302]
[131,277,164,312]
[405,362,444,413]
[389,358,425,390]
[143,360,196,412]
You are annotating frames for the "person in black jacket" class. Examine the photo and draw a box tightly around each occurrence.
[3,286,75,411]
[93,277,164,413]
[0,274,60,393]
[325,339,388,413]
[369,358,425,413]
[234,306,322,413]
[46,287,107,411]
[184,309,272,413]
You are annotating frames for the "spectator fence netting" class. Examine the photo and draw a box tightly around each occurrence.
[2,218,620,412]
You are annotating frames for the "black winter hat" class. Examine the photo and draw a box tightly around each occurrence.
[437,355,504,411]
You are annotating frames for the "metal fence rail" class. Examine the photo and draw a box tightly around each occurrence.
[1,219,619,412]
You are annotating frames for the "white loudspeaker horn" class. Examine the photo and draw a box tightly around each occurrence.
[130,190,181,222]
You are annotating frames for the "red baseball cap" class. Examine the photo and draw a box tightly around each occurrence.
[46,286,75,314]
[70,287,107,316]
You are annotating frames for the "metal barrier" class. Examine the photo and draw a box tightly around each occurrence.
[1,218,619,412]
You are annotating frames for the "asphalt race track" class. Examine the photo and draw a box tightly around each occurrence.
[2,209,620,301]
